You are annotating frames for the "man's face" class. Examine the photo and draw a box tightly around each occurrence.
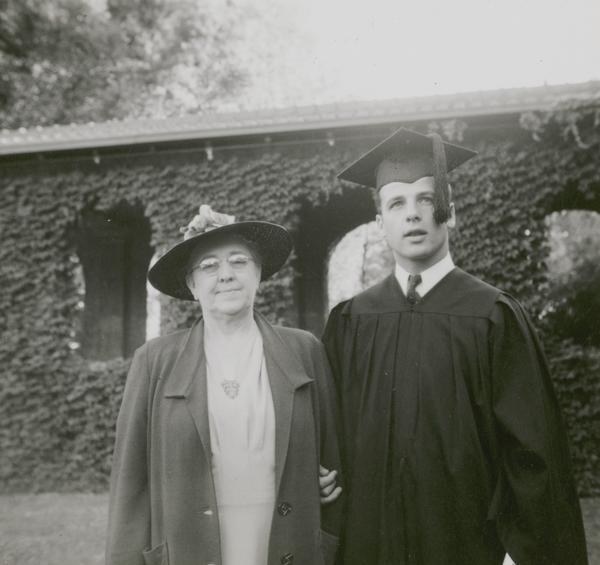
[186,237,261,320]
[376,176,455,272]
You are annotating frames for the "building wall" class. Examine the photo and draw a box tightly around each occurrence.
[0,114,598,493]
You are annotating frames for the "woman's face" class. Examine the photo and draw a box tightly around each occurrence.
[186,237,261,320]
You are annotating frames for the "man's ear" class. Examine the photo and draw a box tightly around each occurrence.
[376,213,384,231]
[446,202,456,229]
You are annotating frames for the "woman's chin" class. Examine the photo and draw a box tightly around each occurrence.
[214,300,251,317]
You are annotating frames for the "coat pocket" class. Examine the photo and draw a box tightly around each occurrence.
[319,528,339,565]
[142,541,169,565]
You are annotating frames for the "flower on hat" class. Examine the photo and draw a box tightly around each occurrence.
[180,204,236,241]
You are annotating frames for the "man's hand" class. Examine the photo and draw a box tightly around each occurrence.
[319,465,342,505]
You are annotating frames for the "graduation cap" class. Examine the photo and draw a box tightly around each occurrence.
[337,127,477,223]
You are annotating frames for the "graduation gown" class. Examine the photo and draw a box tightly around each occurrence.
[323,268,587,565]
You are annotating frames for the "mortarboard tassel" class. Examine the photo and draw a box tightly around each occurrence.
[429,133,451,224]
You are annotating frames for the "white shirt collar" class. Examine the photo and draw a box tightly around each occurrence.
[394,253,455,298]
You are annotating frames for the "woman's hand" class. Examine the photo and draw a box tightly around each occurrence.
[319,465,342,505]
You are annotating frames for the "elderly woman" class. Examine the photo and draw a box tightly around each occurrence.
[105,205,342,565]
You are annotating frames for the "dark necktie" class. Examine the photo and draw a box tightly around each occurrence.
[406,273,422,304]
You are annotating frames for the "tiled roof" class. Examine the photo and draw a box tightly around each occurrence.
[1,81,599,156]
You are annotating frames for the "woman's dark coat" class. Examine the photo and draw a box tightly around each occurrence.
[106,312,342,565]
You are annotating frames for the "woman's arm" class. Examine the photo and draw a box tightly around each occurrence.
[105,346,152,565]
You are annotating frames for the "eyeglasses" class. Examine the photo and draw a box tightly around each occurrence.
[188,253,254,276]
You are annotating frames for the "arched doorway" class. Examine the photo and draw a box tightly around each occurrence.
[294,184,376,334]
[75,201,153,360]
[544,209,600,346]
[327,221,393,311]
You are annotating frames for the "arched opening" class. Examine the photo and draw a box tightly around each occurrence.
[75,201,153,360]
[544,209,600,347]
[327,221,393,311]
[294,184,376,334]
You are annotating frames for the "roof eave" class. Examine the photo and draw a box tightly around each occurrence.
[0,101,539,157]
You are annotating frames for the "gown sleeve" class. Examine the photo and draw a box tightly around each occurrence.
[105,345,152,565]
[489,294,588,565]
[322,302,349,405]
[322,301,354,471]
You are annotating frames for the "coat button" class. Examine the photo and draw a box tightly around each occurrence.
[280,552,294,565]
[278,502,292,516]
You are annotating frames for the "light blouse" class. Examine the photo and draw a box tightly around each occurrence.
[204,321,276,565]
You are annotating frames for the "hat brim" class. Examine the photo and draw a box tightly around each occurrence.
[337,127,477,188]
[148,221,292,301]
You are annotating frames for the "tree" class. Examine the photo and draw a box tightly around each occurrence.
[0,0,246,128]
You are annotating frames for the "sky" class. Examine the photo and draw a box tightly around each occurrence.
[238,0,600,106]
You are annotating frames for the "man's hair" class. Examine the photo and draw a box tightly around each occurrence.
[375,182,454,218]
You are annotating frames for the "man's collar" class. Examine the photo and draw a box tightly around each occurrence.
[394,253,455,298]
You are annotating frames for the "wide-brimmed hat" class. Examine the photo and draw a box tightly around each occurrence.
[148,205,292,301]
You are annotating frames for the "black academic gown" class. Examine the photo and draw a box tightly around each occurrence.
[323,268,587,565]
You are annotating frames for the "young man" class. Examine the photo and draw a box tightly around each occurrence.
[323,128,587,565]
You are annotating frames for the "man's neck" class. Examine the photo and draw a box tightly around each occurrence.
[395,253,455,298]
[394,250,448,275]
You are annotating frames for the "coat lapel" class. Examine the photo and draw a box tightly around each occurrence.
[256,313,313,493]
[163,319,212,460]
[162,313,314,494]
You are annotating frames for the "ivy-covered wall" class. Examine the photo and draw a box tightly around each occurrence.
[0,98,599,494]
